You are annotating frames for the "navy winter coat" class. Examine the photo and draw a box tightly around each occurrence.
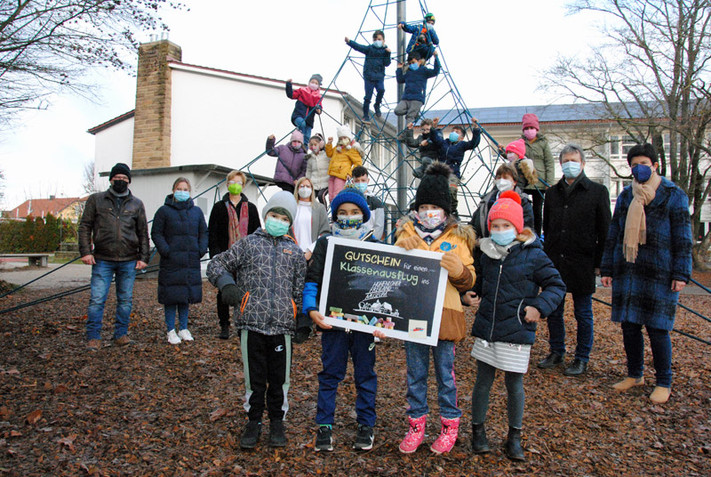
[543,174,611,295]
[430,127,482,178]
[151,195,208,305]
[347,40,391,82]
[396,56,440,103]
[472,237,566,345]
[600,177,692,330]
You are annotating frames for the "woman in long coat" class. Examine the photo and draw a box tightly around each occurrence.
[152,177,208,344]
[600,143,692,404]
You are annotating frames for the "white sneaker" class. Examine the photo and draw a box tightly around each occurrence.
[178,329,194,341]
[167,329,182,345]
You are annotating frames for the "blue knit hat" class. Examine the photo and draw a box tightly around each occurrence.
[330,186,371,223]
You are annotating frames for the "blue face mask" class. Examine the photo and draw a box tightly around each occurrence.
[265,217,290,237]
[409,62,420,71]
[449,132,459,142]
[174,190,190,202]
[561,161,581,179]
[631,164,653,183]
[490,229,517,246]
[373,40,383,48]
[354,182,368,194]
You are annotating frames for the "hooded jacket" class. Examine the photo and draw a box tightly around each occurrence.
[286,81,321,128]
[305,149,330,190]
[151,195,208,305]
[207,228,306,336]
[396,56,440,103]
[472,231,566,345]
[394,218,476,342]
[325,143,363,180]
[267,136,308,185]
[523,133,554,189]
[347,40,392,82]
[430,128,482,178]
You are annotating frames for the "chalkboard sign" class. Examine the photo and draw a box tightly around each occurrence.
[319,237,448,346]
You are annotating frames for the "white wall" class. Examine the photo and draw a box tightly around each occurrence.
[170,66,348,178]
[93,118,134,191]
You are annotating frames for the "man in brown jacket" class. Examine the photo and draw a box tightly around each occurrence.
[79,163,149,350]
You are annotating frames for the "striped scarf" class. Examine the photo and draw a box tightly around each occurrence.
[227,199,250,247]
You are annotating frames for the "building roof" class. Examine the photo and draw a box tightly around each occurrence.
[6,197,87,219]
[87,110,135,135]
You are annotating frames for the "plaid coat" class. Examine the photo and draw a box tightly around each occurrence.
[600,177,692,330]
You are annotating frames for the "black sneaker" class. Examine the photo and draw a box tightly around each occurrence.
[537,352,565,369]
[219,324,230,340]
[240,421,261,449]
[314,425,333,452]
[269,420,287,447]
[353,424,374,451]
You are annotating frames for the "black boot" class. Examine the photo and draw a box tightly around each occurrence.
[240,421,262,449]
[563,358,588,376]
[537,351,565,369]
[471,422,490,454]
[219,323,230,340]
[362,101,371,121]
[504,427,525,461]
[374,102,382,118]
[269,420,287,447]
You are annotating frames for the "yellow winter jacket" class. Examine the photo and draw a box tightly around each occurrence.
[326,144,363,180]
[395,219,476,342]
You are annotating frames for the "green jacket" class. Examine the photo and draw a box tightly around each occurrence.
[523,133,555,189]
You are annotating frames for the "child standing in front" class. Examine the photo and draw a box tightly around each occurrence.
[286,74,323,143]
[394,51,440,125]
[325,125,363,200]
[394,163,476,455]
[345,30,392,121]
[303,187,385,452]
[207,191,306,450]
[466,190,565,461]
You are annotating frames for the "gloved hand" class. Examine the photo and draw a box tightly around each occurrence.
[397,235,421,250]
[440,252,464,278]
[220,284,241,306]
[293,313,312,344]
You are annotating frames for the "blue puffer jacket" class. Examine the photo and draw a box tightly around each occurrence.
[430,127,482,178]
[396,56,440,103]
[347,40,391,82]
[151,195,208,305]
[472,233,566,345]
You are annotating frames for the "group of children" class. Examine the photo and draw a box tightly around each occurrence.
[204,12,566,460]
[206,158,565,460]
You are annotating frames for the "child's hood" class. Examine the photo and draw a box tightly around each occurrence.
[396,216,477,251]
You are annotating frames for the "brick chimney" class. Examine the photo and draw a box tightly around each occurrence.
[131,40,182,169]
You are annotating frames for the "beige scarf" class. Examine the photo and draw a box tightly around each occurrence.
[623,172,662,262]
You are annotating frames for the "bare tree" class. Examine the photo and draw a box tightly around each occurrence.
[0,0,182,125]
[82,160,98,194]
[543,0,711,269]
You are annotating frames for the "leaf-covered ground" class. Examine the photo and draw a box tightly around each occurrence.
[1,280,709,476]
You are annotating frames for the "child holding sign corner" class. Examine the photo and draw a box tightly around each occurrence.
[394,162,476,455]
[302,186,385,453]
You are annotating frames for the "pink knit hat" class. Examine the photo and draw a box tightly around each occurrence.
[522,113,540,131]
[488,190,524,233]
[505,139,526,160]
[291,130,304,143]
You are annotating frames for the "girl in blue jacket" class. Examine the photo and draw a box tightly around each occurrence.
[465,190,565,461]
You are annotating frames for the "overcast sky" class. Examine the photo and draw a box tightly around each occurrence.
[0,0,601,209]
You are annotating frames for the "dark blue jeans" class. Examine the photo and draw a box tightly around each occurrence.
[547,293,594,362]
[294,117,312,144]
[471,360,524,429]
[86,260,136,340]
[621,322,672,387]
[164,303,189,331]
[405,340,461,419]
[363,78,385,117]
[316,330,377,427]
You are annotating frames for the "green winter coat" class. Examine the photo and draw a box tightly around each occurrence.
[523,133,555,189]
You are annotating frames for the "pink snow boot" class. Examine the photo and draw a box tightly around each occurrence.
[398,415,427,454]
[430,416,460,454]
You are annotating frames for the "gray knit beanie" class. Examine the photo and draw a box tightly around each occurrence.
[262,190,297,225]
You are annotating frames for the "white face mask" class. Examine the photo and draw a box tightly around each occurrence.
[506,152,519,162]
[418,209,445,228]
[495,178,514,192]
[298,186,312,199]
[338,137,350,147]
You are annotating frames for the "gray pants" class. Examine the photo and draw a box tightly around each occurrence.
[394,99,424,124]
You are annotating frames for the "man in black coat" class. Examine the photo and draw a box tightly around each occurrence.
[538,144,611,376]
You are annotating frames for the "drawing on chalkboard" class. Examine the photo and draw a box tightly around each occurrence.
[355,280,402,319]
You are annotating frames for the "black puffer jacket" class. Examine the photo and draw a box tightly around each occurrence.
[79,190,149,263]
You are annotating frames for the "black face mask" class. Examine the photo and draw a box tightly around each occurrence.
[112,179,128,193]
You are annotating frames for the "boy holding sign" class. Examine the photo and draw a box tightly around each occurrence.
[394,162,476,455]
[303,186,385,452]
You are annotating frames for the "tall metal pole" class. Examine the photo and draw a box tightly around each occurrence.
[396,0,407,215]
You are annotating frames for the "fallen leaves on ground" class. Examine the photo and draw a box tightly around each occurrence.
[0,280,709,476]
